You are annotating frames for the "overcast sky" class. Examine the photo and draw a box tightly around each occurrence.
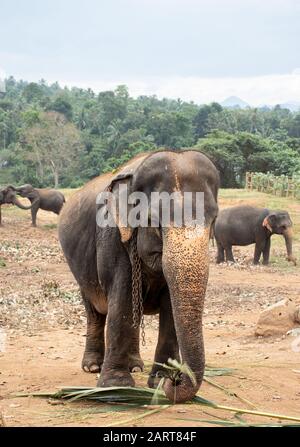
[0,0,300,105]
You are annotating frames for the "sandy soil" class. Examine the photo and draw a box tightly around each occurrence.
[0,201,300,427]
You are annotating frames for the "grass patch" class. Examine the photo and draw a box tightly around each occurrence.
[43,223,57,230]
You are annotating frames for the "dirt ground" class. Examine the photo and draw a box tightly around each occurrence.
[0,190,300,427]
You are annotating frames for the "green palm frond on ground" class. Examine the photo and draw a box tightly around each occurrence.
[16,363,300,426]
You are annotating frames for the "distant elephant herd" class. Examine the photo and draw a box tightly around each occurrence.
[0,184,65,226]
[0,150,297,403]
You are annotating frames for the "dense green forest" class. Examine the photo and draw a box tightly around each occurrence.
[0,77,300,188]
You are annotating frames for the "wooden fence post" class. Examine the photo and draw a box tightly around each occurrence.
[244,172,299,199]
[245,172,252,190]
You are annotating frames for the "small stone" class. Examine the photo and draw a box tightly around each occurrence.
[255,299,300,337]
[47,399,65,406]
[287,327,300,337]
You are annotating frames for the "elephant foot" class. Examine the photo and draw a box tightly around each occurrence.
[82,351,104,373]
[287,255,297,266]
[129,354,144,373]
[98,368,135,387]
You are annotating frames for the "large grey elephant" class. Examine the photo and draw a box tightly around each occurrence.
[16,184,65,226]
[58,150,219,403]
[0,185,32,225]
[214,205,296,265]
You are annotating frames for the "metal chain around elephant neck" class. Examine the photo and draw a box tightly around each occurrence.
[131,231,146,346]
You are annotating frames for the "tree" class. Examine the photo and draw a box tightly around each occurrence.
[193,102,223,138]
[1,77,300,188]
[22,111,83,187]
[22,82,45,103]
[196,131,244,187]
[48,95,73,120]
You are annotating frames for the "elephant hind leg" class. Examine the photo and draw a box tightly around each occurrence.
[81,288,106,373]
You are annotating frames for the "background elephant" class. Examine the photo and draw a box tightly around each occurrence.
[214,205,296,265]
[16,184,65,227]
[58,150,219,404]
[0,185,32,225]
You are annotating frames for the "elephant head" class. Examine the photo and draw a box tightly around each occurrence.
[0,185,32,210]
[104,150,219,403]
[15,184,36,198]
[263,210,296,265]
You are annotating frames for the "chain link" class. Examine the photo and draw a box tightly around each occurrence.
[131,231,146,346]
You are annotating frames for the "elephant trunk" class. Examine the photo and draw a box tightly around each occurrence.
[12,196,32,210]
[162,226,210,403]
[283,227,296,265]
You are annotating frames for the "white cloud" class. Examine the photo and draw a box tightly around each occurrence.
[55,71,300,106]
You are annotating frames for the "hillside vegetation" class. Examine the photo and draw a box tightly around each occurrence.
[0,77,300,188]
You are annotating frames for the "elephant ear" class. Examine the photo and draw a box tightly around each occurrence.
[106,171,134,243]
[105,156,148,242]
[262,213,275,232]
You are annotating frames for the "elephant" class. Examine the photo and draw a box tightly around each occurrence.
[0,185,32,225]
[16,184,65,227]
[58,150,219,403]
[214,205,296,265]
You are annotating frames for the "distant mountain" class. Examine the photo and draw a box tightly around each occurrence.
[220,97,300,112]
[221,96,250,109]
[258,102,300,112]
[278,101,300,112]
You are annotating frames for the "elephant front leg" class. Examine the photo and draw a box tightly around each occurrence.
[254,240,265,264]
[262,238,271,265]
[216,242,225,263]
[82,297,106,373]
[225,246,235,263]
[128,327,144,373]
[98,287,136,388]
[31,203,39,227]
[148,289,179,389]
